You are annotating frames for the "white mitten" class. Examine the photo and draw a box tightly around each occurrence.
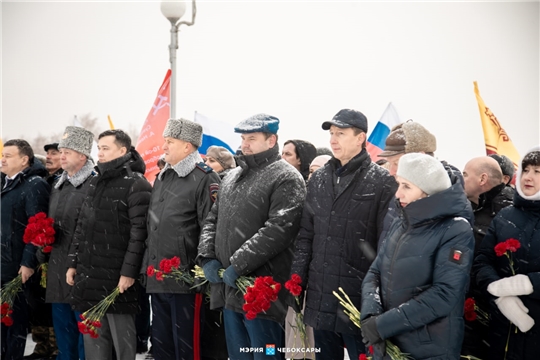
[495,296,535,333]
[488,274,533,297]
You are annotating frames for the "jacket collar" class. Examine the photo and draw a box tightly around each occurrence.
[235,145,280,181]
[158,150,203,179]
[55,159,95,189]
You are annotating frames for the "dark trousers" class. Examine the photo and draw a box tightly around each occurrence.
[1,286,28,360]
[222,308,285,360]
[151,293,203,360]
[313,329,366,360]
[135,287,151,351]
[51,303,85,360]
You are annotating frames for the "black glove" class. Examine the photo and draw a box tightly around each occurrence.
[202,259,223,284]
[372,341,386,357]
[222,265,239,289]
[35,248,48,264]
[361,316,382,345]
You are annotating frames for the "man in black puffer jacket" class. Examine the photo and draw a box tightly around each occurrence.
[289,109,396,360]
[66,130,152,360]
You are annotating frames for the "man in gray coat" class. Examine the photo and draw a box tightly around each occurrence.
[198,113,306,360]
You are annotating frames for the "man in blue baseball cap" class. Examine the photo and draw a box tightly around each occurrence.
[198,113,306,360]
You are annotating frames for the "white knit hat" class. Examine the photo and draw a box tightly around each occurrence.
[397,153,451,195]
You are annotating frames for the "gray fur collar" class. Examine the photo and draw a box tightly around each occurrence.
[55,159,95,189]
[158,151,203,179]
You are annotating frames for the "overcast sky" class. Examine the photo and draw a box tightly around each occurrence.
[2,0,539,170]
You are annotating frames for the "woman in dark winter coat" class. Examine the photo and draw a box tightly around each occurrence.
[473,147,540,360]
[361,153,475,360]
[282,139,317,181]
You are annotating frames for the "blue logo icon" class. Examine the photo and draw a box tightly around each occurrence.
[266,344,276,355]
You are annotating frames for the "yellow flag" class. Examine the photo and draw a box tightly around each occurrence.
[474,81,520,167]
[108,115,115,130]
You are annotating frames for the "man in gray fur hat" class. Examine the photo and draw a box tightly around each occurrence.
[142,118,221,360]
[31,126,96,360]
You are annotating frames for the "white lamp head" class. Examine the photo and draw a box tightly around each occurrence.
[161,1,187,24]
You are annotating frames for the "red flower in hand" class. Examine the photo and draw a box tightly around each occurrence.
[505,238,520,252]
[155,271,164,281]
[146,265,155,277]
[494,242,508,256]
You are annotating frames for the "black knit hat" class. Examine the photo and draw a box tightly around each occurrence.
[489,154,515,180]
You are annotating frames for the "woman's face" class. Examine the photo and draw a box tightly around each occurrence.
[520,165,540,197]
[395,176,427,207]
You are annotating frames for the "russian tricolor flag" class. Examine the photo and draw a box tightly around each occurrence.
[366,102,402,159]
[194,112,241,155]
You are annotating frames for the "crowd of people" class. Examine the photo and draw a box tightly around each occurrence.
[1,109,539,360]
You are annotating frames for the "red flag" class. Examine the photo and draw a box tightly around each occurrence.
[136,70,171,183]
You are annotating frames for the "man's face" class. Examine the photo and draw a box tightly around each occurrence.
[97,135,127,163]
[462,159,482,201]
[282,143,301,170]
[45,148,61,174]
[1,145,29,177]
[328,125,365,165]
[385,153,405,177]
[162,137,190,166]
[240,132,275,155]
[60,148,86,176]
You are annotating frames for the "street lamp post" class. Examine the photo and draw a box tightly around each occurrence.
[160,0,197,119]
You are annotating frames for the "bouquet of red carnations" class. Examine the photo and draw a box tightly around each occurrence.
[147,256,194,285]
[23,212,56,288]
[0,276,22,327]
[78,287,120,338]
[243,276,281,320]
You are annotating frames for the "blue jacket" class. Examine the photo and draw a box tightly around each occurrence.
[1,162,50,283]
[362,180,474,360]
[473,192,540,360]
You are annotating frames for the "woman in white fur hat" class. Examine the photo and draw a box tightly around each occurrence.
[474,146,540,360]
[361,153,475,359]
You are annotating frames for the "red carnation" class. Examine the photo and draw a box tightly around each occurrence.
[155,271,164,281]
[505,238,520,252]
[169,256,180,269]
[78,322,89,334]
[359,355,367,360]
[146,265,155,277]
[464,298,475,313]
[465,311,477,322]
[494,242,508,257]
[43,246,53,253]
[159,259,172,274]
[2,316,13,326]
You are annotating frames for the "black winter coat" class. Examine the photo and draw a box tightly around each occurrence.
[198,145,306,323]
[362,181,475,360]
[143,152,220,293]
[1,162,50,283]
[68,150,152,313]
[45,161,95,303]
[290,149,396,335]
[473,192,540,360]
[472,183,514,253]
